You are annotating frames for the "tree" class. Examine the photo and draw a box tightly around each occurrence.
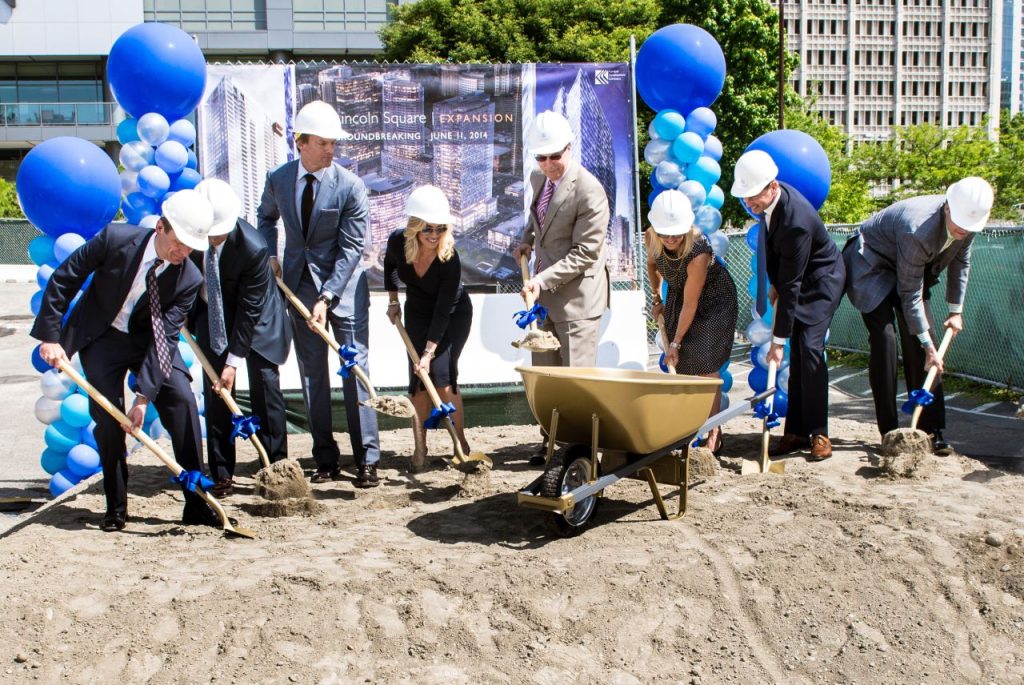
[0,177,25,218]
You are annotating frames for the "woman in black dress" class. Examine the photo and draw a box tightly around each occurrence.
[646,190,738,454]
[384,185,474,471]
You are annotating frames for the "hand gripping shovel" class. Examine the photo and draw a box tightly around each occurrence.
[511,255,560,352]
[656,314,677,375]
[56,360,255,539]
[180,328,271,470]
[742,359,785,475]
[394,319,492,471]
[276,277,415,419]
[907,327,954,431]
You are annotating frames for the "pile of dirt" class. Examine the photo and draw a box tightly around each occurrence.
[879,427,934,478]
[253,459,312,500]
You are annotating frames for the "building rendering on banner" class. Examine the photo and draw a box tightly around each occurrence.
[1002,0,1023,115]
[771,0,1006,139]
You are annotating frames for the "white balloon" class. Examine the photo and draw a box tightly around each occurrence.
[119,140,154,172]
[777,365,791,393]
[139,215,160,229]
[756,341,772,369]
[40,369,75,400]
[746,319,772,346]
[655,160,684,188]
[35,396,62,424]
[148,418,169,441]
[119,169,139,195]
[648,119,661,141]
[708,230,729,258]
[644,139,671,166]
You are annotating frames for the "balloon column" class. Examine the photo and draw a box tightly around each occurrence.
[637,24,733,397]
[17,22,209,497]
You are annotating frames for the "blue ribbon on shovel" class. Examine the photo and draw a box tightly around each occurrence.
[753,401,780,430]
[901,388,935,414]
[424,402,456,429]
[335,344,359,379]
[658,352,669,373]
[513,303,548,329]
[172,470,215,493]
[230,413,261,442]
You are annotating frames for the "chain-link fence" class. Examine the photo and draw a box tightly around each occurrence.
[0,219,34,264]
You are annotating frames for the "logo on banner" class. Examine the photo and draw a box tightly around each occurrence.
[595,69,609,86]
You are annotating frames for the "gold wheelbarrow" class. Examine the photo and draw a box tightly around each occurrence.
[515,366,773,536]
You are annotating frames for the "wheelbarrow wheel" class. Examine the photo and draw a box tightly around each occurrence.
[539,444,600,536]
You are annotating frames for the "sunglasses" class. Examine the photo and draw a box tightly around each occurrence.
[656,233,684,240]
[534,146,568,162]
[421,224,448,235]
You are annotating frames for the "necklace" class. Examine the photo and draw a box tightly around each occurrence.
[661,247,683,262]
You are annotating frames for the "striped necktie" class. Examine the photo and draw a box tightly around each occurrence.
[147,259,173,379]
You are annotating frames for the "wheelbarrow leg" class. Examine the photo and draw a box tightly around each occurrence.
[542,408,559,466]
[641,447,689,521]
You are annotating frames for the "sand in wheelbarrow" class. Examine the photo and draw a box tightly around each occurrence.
[254,459,312,501]
[879,427,935,478]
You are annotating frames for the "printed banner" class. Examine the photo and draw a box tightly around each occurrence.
[198,62,637,288]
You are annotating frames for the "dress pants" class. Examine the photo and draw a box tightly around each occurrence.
[201,347,288,481]
[784,317,832,438]
[289,271,379,469]
[861,289,945,436]
[79,327,206,517]
[530,314,602,367]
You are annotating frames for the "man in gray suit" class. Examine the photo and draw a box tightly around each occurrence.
[513,110,610,464]
[843,176,994,454]
[257,101,380,488]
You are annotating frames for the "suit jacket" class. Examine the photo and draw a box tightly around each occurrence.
[257,159,368,318]
[765,182,846,338]
[30,223,201,400]
[188,219,292,366]
[521,161,610,322]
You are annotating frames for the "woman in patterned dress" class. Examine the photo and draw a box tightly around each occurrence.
[646,190,738,454]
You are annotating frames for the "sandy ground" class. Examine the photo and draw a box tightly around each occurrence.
[0,415,1022,685]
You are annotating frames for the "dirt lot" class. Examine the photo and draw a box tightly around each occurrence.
[0,416,1021,684]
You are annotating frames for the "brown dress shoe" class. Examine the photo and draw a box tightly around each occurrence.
[768,433,810,457]
[210,478,234,498]
[808,435,832,461]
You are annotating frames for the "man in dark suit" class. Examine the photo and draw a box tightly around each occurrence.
[732,150,846,461]
[257,100,380,488]
[191,179,292,496]
[31,190,222,531]
[843,177,993,454]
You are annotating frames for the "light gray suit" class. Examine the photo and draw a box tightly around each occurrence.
[522,160,610,366]
[258,159,379,469]
[843,195,973,435]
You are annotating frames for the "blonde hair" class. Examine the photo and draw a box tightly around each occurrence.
[404,216,455,264]
[645,225,698,262]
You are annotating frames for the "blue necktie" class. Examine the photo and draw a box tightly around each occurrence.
[755,216,768,317]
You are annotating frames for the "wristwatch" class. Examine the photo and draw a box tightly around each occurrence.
[669,342,680,349]
[317,293,332,307]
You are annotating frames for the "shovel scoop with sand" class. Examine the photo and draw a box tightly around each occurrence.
[511,255,560,353]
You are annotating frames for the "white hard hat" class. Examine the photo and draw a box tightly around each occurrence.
[648,190,695,236]
[731,150,779,198]
[294,101,347,141]
[945,176,993,233]
[526,111,574,155]
[406,185,455,225]
[161,189,214,251]
[194,178,241,236]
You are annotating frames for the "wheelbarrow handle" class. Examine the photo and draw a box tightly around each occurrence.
[275,276,379,400]
[911,327,954,430]
[180,327,271,469]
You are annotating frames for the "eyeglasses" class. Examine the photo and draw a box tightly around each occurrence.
[534,146,569,162]
[421,224,448,235]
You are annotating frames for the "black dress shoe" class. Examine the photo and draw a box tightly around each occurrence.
[932,431,953,456]
[100,513,126,532]
[310,467,341,484]
[354,464,380,488]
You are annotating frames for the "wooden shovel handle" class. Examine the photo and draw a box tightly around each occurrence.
[275,276,378,400]
[760,359,778,471]
[518,255,539,332]
[180,328,270,469]
[911,327,954,430]
[656,314,677,376]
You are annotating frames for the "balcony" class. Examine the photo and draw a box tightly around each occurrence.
[0,102,119,145]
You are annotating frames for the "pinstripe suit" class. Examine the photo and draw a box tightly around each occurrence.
[843,195,973,435]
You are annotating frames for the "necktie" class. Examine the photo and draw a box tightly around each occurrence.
[205,248,228,355]
[301,173,315,238]
[147,259,173,379]
[755,216,768,317]
[535,180,554,226]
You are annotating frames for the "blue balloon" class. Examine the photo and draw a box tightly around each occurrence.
[177,340,195,367]
[123,192,157,225]
[36,264,54,290]
[720,369,733,393]
[636,24,726,115]
[107,23,208,121]
[706,184,724,210]
[748,366,769,393]
[652,110,687,141]
[60,393,92,428]
[143,402,159,430]
[704,135,723,162]
[137,112,170,147]
[31,344,50,374]
[650,169,666,193]
[44,420,80,453]
[749,346,763,369]
[53,232,86,263]
[83,421,98,450]
[116,117,140,144]
[155,140,188,175]
[695,205,722,234]
[66,444,101,479]
[171,167,202,192]
[186,148,198,170]
[745,223,760,251]
[747,129,832,210]
[41,448,67,476]
[28,235,56,266]
[167,119,197,147]
[138,165,170,199]
[15,136,121,239]
[648,189,662,208]
[49,470,78,497]
[672,132,704,165]
[677,180,706,210]
[688,156,721,191]
[685,107,717,139]
[30,290,43,316]
[773,390,789,418]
